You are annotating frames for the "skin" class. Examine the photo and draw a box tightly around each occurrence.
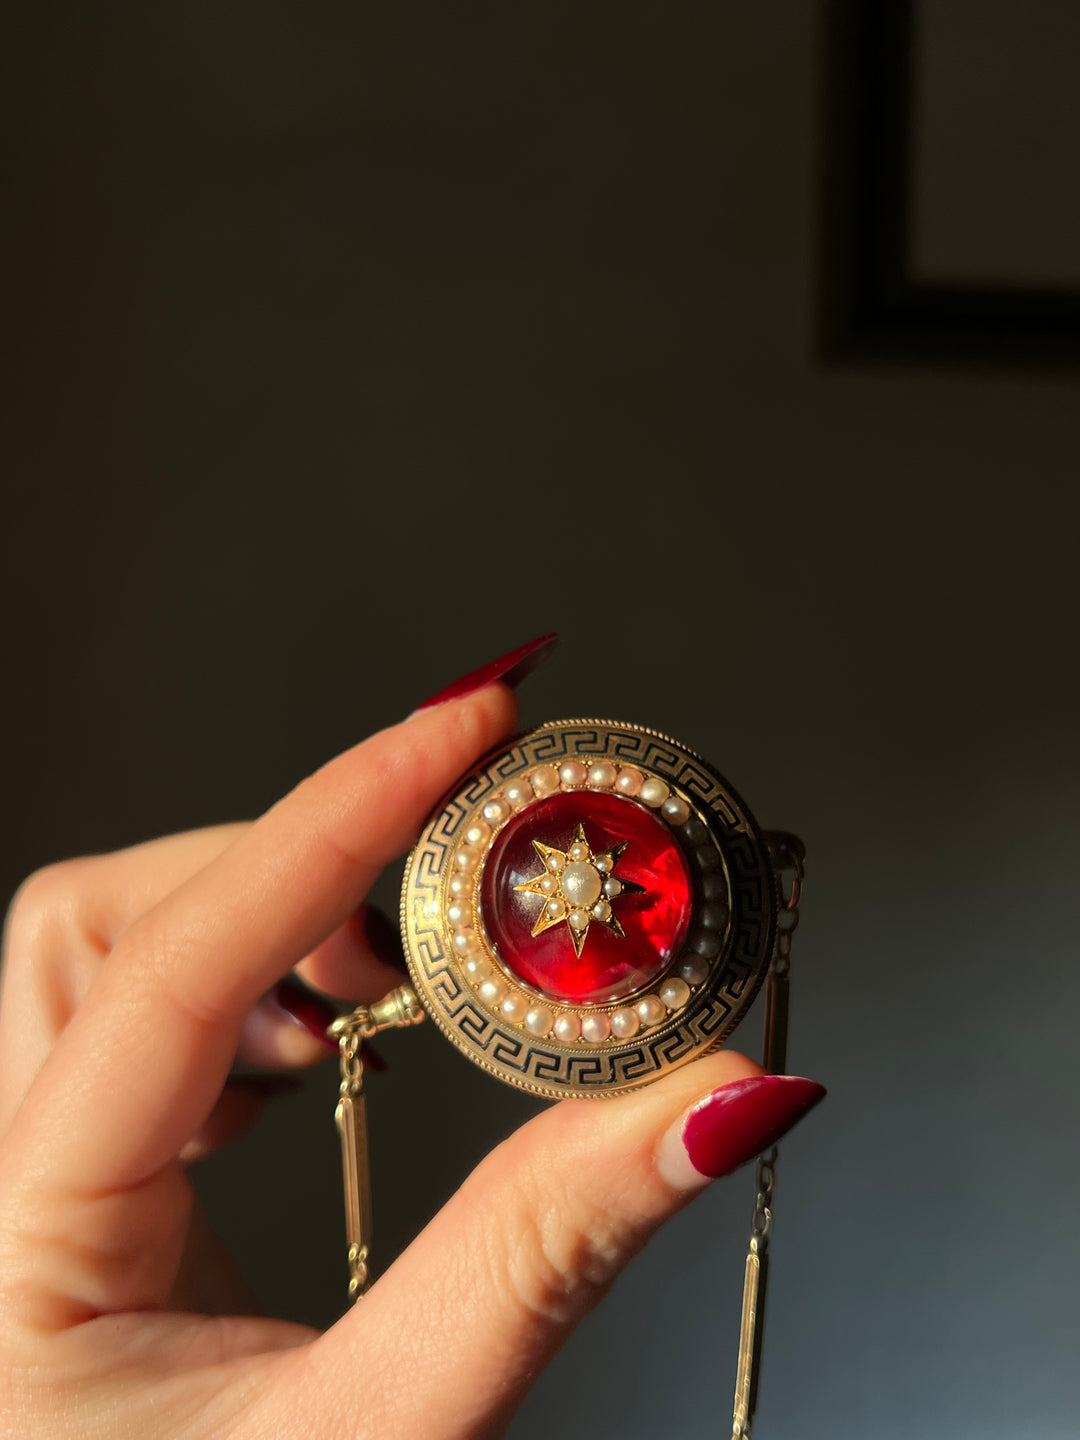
[0,685,761,1440]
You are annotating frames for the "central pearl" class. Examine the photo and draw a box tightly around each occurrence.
[561,861,602,908]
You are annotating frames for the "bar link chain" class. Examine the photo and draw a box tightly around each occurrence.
[731,834,804,1440]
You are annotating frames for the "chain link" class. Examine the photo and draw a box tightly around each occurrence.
[751,1146,777,1247]
[339,1025,365,1096]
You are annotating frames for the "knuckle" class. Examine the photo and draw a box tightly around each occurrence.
[490,1163,641,1330]
[119,906,228,1032]
[1,862,105,1049]
[3,861,93,962]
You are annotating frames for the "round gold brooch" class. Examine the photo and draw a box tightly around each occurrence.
[401,718,793,1100]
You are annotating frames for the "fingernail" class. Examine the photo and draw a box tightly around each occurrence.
[225,1073,304,1101]
[270,978,340,1053]
[362,1039,389,1074]
[656,1076,826,1190]
[414,633,558,712]
[363,905,409,975]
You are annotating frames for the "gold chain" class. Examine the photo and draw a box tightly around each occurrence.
[731,834,804,1440]
[329,985,425,1299]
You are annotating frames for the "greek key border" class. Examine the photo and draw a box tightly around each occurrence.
[402,720,776,1098]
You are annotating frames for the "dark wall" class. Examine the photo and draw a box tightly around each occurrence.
[3,5,1079,1438]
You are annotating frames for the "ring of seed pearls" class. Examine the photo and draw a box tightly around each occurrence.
[445,757,730,1044]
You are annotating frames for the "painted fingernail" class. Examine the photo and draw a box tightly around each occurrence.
[414,632,558,712]
[270,978,340,1053]
[362,1039,389,1074]
[656,1076,826,1190]
[225,1073,304,1101]
[363,905,409,975]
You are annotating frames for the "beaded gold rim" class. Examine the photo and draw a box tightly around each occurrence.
[400,719,779,1099]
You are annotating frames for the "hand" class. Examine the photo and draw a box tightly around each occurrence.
[0,676,824,1440]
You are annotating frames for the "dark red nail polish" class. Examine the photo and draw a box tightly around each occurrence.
[363,905,409,975]
[271,978,340,1052]
[225,1073,304,1100]
[415,633,558,711]
[361,1039,389,1074]
[682,1076,826,1179]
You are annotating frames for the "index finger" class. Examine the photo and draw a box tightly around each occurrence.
[1,687,518,1200]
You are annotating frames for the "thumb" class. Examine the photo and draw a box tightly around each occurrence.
[304,1051,825,1440]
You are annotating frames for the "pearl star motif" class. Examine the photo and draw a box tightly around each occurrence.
[514,822,644,957]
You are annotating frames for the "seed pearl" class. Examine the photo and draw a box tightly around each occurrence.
[702,873,727,901]
[700,902,727,930]
[530,765,560,795]
[482,799,508,824]
[447,901,468,927]
[505,780,533,809]
[554,1012,581,1042]
[691,930,721,958]
[587,762,616,787]
[682,819,707,845]
[453,929,478,954]
[478,976,507,1004]
[465,957,492,980]
[454,848,477,871]
[501,993,528,1023]
[660,977,691,1011]
[679,957,709,986]
[615,766,643,796]
[662,795,690,825]
[603,877,623,897]
[611,1007,640,1038]
[595,855,612,873]
[546,897,566,920]
[465,820,491,846]
[640,777,669,808]
[695,845,720,871]
[592,899,612,922]
[559,760,587,787]
[568,840,589,862]
[569,908,589,931]
[581,1013,611,1043]
[636,994,667,1027]
[449,875,469,898]
[524,1006,554,1036]
[546,852,565,872]
[539,874,556,894]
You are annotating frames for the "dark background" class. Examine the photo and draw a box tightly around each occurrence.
[4,3,1079,1437]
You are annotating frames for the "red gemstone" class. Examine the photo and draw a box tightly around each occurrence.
[479,790,692,1005]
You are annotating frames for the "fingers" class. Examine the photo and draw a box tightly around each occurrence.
[0,827,246,1135]
[0,686,518,1321]
[237,904,406,1069]
[0,825,402,1137]
[177,1075,303,1163]
[294,902,407,1000]
[305,1055,825,1440]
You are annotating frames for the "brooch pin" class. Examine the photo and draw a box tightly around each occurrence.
[329,717,804,1440]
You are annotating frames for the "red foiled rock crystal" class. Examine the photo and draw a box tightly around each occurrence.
[479,790,692,1005]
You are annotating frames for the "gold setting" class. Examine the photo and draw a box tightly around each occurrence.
[513,822,643,953]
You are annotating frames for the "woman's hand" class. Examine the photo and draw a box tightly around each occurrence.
[0,671,823,1440]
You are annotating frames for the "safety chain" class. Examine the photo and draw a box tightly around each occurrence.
[329,985,424,1300]
[731,834,804,1440]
